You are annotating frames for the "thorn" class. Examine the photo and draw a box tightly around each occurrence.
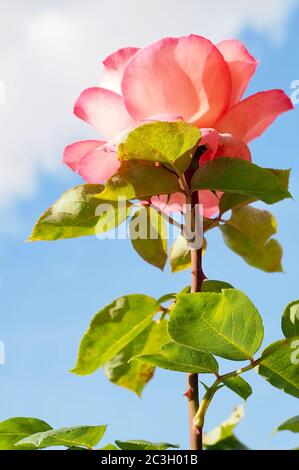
[183,388,192,400]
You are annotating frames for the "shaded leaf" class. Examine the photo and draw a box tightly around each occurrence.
[282,301,299,338]
[220,206,283,272]
[115,440,179,450]
[275,416,299,434]
[99,163,181,201]
[130,206,167,270]
[258,339,299,398]
[203,405,248,450]
[119,121,201,174]
[169,289,264,361]
[201,280,234,293]
[16,425,106,450]
[223,376,252,401]
[191,158,291,204]
[72,295,160,375]
[0,417,52,450]
[169,236,207,272]
[104,320,170,396]
[136,341,218,374]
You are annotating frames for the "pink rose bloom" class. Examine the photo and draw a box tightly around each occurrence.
[63,35,293,216]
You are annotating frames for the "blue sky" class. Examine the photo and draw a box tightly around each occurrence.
[0,0,298,450]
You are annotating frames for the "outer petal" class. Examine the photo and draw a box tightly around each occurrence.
[199,128,220,163]
[215,133,251,161]
[63,140,105,171]
[77,143,121,184]
[151,190,219,218]
[122,35,231,127]
[199,190,219,218]
[217,39,258,108]
[100,47,139,94]
[215,90,294,143]
[74,87,135,139]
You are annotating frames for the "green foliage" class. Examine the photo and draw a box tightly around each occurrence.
[136,341,219,374]
[191,158,291,204]
[169,235,192,272]
[0,417,52,450]
[99,163,181,201]
[258,339,299,398]
[275,416,299,434]
[119,121,201,174]
[104,320,170,396]
[220,206,283,272]
[168,289,264,360]
[222,376,252,401]
[201,280,234,292]
[72,294,160,375]
[28,185,130,241]
[130,206,167,270]
[115,440,179,450]
[203,405,249,450]
[16,425,107,450]
[282,300,299,338]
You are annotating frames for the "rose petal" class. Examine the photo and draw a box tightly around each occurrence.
[63,140,105,172]
[77,143,120,184]
[217,39,258,108]
[74,87,135,139]
[199,128,220,163]
[122,34,231,127]
[100,47,139,94]
[215,89,294,143]
[199,190,219,218]
[151,190,219,218]
[215,133,251,161]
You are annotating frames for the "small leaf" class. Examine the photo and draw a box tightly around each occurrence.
[0,417,52,450]
[258,339,299,398]
[130,206,167,270]
[282,301,299,338]
[104,320,170,396]
[98,163,181,201]
[220,206,283,272]
[168,289,264,361]
[29,185,130,241]
[223,376,252,401]
[72,295,160,375]
[201,280,234,293]
[275,416,299,434]
[136,341,219,374]
[203,405,248,450]
[16,425,107,450]
[100,444,120,450]
[119,121,201,174]
[115,440,179,450]
[170,236,207,273]
[191,158,291,204]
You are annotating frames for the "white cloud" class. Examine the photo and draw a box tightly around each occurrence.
[0,0,297,211]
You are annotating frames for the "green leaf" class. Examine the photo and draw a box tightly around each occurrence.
[119,121,201,174]
[28,185,130,241]
[169,236,207,273]
[203,405,248,450]
[258,339,299,398]
[201,280,234,293]
[114,440,179,450]
[130,206,167,270]
[282,301,299,338]
[0,417,52,450]
[136,341,218,374]
[191,158,291,204]
[16,425,107,450]
[100,444,120,450]
[223,376,252,401]
[275,416,299,433]
[104,319,170,396]
[98,163,181,201]
[72,294,160,375]
[168,289,264,361]
[218,169,290,215]
[220,206,283,272]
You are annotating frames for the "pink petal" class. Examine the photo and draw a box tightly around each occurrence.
[63,140,105,171]
[217,39,258,108]
[122,35,231,127]
[151,190,219,218]
[74,87,135,139]
[100,47,139,94]
[215,133,251,161]
[199,190,219,218]
[215,90,294,143]
[77,143,121,184]
[199,128,220,163]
